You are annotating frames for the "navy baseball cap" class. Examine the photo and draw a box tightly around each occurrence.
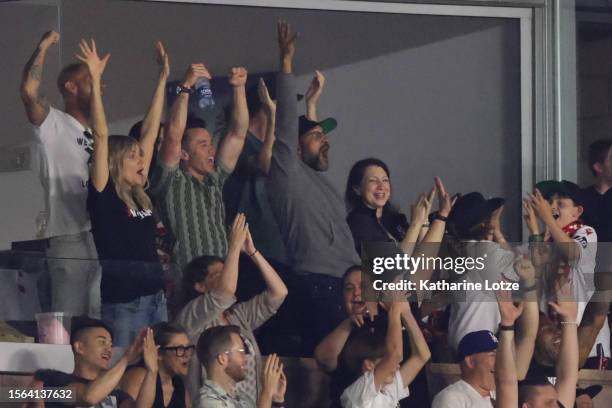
[457,330,498,362]
[299,115,337,137]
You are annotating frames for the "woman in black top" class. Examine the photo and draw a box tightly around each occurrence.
[121,322,192,408]
[345,158,452,256]
[79,39,169,346]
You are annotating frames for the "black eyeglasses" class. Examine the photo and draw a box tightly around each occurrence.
[160,345,195,357]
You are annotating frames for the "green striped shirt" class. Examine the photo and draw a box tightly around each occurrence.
[150,162,230,268]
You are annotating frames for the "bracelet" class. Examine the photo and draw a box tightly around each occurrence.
[271,402,285,408]
[248,249,258,257]
[560,321,577,325]
[434,213,448,222]
[499,324,514,331]
[528,234,544,243]
[522,284,537,292]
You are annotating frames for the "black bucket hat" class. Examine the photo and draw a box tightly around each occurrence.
[447,192,504,237]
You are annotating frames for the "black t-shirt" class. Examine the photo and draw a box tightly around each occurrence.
[35,369,132,408]
[582,185,612,242]
[87,178,164,303]
[347,201,410,255]
[125,365,186,408]
[526,359,556,380]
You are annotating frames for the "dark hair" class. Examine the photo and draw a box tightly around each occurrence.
[588,139,612,176]
[246,80,277,119]
[182,255,225,305]
[342,265,362,287]
[151,322,187,348]
[196,325,241,369]
[182,116,209,150]
[129,120,164,170]
[70,317,113,349]
[128,120,145,139]
[57,63,86,97]
[345,158,394,212]
[518,376,555,405]
[447,222,490,241]
[342,327,387,380]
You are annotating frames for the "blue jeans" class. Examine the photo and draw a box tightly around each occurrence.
[101,290,167,346]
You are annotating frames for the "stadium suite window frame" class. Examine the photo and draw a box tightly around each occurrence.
[146,0,572,239]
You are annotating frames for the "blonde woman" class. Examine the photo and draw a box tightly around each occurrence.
[78,38,169,346]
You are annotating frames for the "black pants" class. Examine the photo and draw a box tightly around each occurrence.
[237,256,345,357]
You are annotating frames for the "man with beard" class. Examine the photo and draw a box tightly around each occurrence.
[195,325,286,408]
[20,31,102,317]
[266,21,360,355]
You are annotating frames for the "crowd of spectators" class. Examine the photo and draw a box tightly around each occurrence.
[15,19,612,407]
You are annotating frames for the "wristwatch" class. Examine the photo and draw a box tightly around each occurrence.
[175,84,194,95]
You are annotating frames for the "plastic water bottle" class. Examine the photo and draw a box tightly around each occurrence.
[195,78,215,110]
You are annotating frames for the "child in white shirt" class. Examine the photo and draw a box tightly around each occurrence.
[340,301,430,408]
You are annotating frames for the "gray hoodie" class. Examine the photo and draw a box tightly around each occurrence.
[266,72,360,277]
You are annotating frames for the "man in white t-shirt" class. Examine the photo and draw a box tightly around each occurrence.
[20,31,100,317]
[432,330,498,408]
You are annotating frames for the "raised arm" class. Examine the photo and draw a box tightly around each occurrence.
[70,332,144,406]
[20,31,58,126]
[549,285,578,408]
[255,78,276,176]
[139,42,169,178]
[217,213,248,298]
[275,20,298,149]
[495,290,523,408]
[304,70,325,121]
[75,39,110,192]
[278,20,296,75]
[373,302,403,390]
[578,300,610,367]
[314,319,353,372]
[132,329,158,408]
[315,302,377,372]
[412,179,454,299]
[158,63,210,168]
[529,190,581,262]
[217,67,248,172]
[513,258,539,380]
[242,225,288,303]
[400,190,434,257]
[398,302,431,387]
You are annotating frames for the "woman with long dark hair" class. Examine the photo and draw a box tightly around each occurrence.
[345,158,452,256]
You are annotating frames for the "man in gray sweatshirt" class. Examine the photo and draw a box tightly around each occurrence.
[266,21,361,354]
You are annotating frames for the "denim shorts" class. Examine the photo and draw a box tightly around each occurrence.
[101,290,167,346]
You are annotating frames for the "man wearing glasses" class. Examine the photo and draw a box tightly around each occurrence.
[195,325,286,408]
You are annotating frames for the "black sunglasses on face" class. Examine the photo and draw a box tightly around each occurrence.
[159,345,195,357]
